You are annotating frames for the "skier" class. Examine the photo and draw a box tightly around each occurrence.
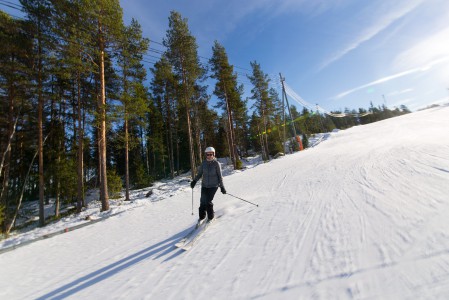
[190,146,226,223]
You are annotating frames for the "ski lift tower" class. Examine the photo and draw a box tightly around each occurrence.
[279,73,301,151]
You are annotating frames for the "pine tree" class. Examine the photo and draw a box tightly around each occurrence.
[247,112,261,154]
[150,56,178,178]
[232,87,249,156]
[147,90,167,178]
[400,105,411,114]
[248,61,274,160]
[191,83,212,165]
[116,18,149,200]
[20,0,56,226]
[199,106,220,154]
[268,87,284,154]
[90,0,124,211]
[210,41,244,168]
[0,11,33,232]
[163,11,205,178]
[50,0,97,213]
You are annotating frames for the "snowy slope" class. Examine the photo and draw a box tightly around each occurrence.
[1,106,449,300]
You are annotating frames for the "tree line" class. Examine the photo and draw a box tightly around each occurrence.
[0,0,411,234]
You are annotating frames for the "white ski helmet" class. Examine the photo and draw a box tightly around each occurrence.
[204,146,215,155]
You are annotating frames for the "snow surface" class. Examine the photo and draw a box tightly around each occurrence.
[1,106,449,299]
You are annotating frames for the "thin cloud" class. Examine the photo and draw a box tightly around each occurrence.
[318,0,424,71]
[273,0,348,17]
[334,57,449,99]
[393,26,449,71]
[387,88,414,96]
[203,0,346,38]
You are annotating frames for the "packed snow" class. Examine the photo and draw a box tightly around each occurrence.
[1,106,449,299]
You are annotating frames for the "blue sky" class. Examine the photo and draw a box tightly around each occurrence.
[118,0,449,112]
[3,0,449,112]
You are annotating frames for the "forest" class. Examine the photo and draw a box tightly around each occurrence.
[0,0,411,234]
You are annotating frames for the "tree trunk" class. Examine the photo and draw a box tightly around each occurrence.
[225,121,232,164]
[6,133,49,234]
[194,106,202,164]
[223,86,238,168]
[186,106,196,177]
[97,124,102,199]
[162,150,166,178]
[37,22,45,227]
[182,70,196,178]
[175,120,180,176]
[55,148,60,218]
[261,107,270,160]
[168,121,175,178]
[165,92,175,178]
[229,111,239,163]
[77,71,84,212]
[146,139,150,175]
[98,29,109,211]
[0,82,15,232]
[258,124,267,161]
[164,114,174,178]
[152,147,156,177]
[125,115,130,200]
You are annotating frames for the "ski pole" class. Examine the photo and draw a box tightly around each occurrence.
[191,189,194,215]
[227,193,259,207]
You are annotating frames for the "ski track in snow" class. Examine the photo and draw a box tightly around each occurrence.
[1,107,449,299]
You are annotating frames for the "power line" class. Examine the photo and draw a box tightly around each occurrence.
[0,1,22,11]
[145,53,162,60]
[1,1,258,92]
[2,1,254,75]
[149,39,164,47]
[0,0,21,10]
[148,48,164,55]
[234,65,252,72]
[281,80,372,118]
[2,1,366,120]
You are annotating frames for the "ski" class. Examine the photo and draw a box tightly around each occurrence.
[175,219,206,248]
[180,218,217,251]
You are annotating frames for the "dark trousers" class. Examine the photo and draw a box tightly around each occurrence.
[199,187,218,220]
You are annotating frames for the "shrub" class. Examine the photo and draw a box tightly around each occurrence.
[107,169,123,199]
[133,163,153,189]
[58,159,78,203]
[0,205,4,226]
[235,159,243,170]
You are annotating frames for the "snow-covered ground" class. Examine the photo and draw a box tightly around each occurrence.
[1,106,449,299]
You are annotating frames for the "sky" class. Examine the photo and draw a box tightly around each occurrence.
[2,0,449,112]
[118,0,449,112]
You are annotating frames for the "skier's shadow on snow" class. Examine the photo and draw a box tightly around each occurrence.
[35,227,191,300]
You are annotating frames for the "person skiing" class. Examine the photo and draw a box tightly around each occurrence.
[190,146,226,223]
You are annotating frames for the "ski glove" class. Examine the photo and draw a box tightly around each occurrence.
[220,186,227,194]
[190,180,197,189]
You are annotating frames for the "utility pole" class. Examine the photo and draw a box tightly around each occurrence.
[382,94,387,107]
[316,104,325,133]
[281,76,286,152]
[279,73,299,150]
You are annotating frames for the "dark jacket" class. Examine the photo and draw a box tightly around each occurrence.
[194,159,224,188]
